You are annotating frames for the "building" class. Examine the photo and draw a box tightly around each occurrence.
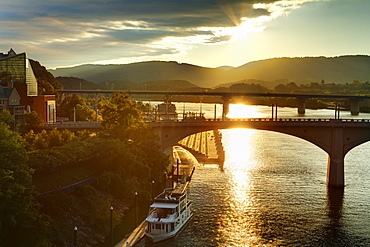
[0,48,38,96]
[0,82,24,122]
[0,49,56,122]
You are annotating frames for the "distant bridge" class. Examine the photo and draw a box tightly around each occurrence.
[57,89,370,116]
[46,117,370,187]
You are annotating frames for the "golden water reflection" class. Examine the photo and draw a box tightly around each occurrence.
[219,128,264,246]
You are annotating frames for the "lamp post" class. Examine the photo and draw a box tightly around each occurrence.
[171,165,175,188]
[110,206,114,247]
[73,106,76,122]
[151,180,155,202]
[214,104,217,120]
[164,172,167,190]
[135,192,139,227]
[73,226,78,247]
[275,103,278,121]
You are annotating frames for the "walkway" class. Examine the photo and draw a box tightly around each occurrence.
[114,220,147,247]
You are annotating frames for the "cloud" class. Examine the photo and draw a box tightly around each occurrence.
[0,0,317,67]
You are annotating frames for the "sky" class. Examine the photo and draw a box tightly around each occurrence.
[1,0,369,69]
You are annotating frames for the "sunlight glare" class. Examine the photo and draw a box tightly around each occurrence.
[219,128,260,243]
[227,104,262,118]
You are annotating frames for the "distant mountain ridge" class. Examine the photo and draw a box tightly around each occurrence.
[49,55,370,88]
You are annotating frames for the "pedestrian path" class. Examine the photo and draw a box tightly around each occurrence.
[114,220,146,247]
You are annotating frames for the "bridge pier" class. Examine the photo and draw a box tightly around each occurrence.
[222,97,230,120]
[296,98,306,114]
[350,99,360,116]
[327,128,345,187]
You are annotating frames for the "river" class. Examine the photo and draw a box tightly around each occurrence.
[133,103,370,246]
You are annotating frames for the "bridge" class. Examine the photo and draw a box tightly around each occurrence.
[57,89,370,116]
[151,118,370,188]
[52,89,370,187]
[46,117,370,188]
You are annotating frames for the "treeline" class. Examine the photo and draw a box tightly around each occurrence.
[209,80,370,110]
[0,92,170,246]
[213,79,370,95]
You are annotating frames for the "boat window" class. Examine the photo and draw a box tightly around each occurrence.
[146,223,149,232]
[155,224,161,229]
[171,223,174,231]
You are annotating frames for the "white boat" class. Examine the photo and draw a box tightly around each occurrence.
[145,183,192,242]
[157,102,177,120]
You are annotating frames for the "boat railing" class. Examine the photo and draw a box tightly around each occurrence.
[154,188,186,203]
[149,209,178,220]
[154,198,177,203]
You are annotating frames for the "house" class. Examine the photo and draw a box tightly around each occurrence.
[0,82,24,122]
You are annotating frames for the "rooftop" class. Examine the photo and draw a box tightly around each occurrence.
[0,48,17,60]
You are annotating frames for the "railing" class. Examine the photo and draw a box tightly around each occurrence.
[37,171,104,198]
[44,121,102,129]
[43,118,370,130]
[161,117,370,122]
[151,117,370,124]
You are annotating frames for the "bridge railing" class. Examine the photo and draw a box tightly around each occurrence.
[150,117,370,123]
[149,117,370,128]
[43,117,370,130]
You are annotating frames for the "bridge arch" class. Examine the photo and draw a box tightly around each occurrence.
[151,119,370,187]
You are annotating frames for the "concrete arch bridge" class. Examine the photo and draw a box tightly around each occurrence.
[151,118,370,187]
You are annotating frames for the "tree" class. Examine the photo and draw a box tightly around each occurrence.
[101,92,147,141]
[0,110,14,127]
[58,94,95,121]
[47,129,63,147]
[274,84,288,93]
[21,111,44,133]
[29,59,62,96]
[0,123,50,246]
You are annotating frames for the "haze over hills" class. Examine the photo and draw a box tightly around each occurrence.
[49,55,370,88]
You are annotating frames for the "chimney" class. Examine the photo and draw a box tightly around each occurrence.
[8,81,13,89]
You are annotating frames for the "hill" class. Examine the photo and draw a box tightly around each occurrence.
[56,76,100,90]
[97,79,201,91]
[49,55,370,88]
[30,59,63,94]
[50,61,220,87]
[57,76,201,91]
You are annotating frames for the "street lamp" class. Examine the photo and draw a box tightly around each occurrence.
[164,172,167,190]
[73,226,78,247]
[110,206,114,247]
[151,180,155,202]
[135,192,139,227]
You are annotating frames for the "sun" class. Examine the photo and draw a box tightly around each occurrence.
[226,104,262,118]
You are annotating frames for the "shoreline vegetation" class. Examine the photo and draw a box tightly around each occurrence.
[0,92,171,246]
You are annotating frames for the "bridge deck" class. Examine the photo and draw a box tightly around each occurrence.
[150,118,370,128]
[44,118,370,130]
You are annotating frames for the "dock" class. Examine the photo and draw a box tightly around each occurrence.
[177,130,225,167]
[114,220,147,247]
